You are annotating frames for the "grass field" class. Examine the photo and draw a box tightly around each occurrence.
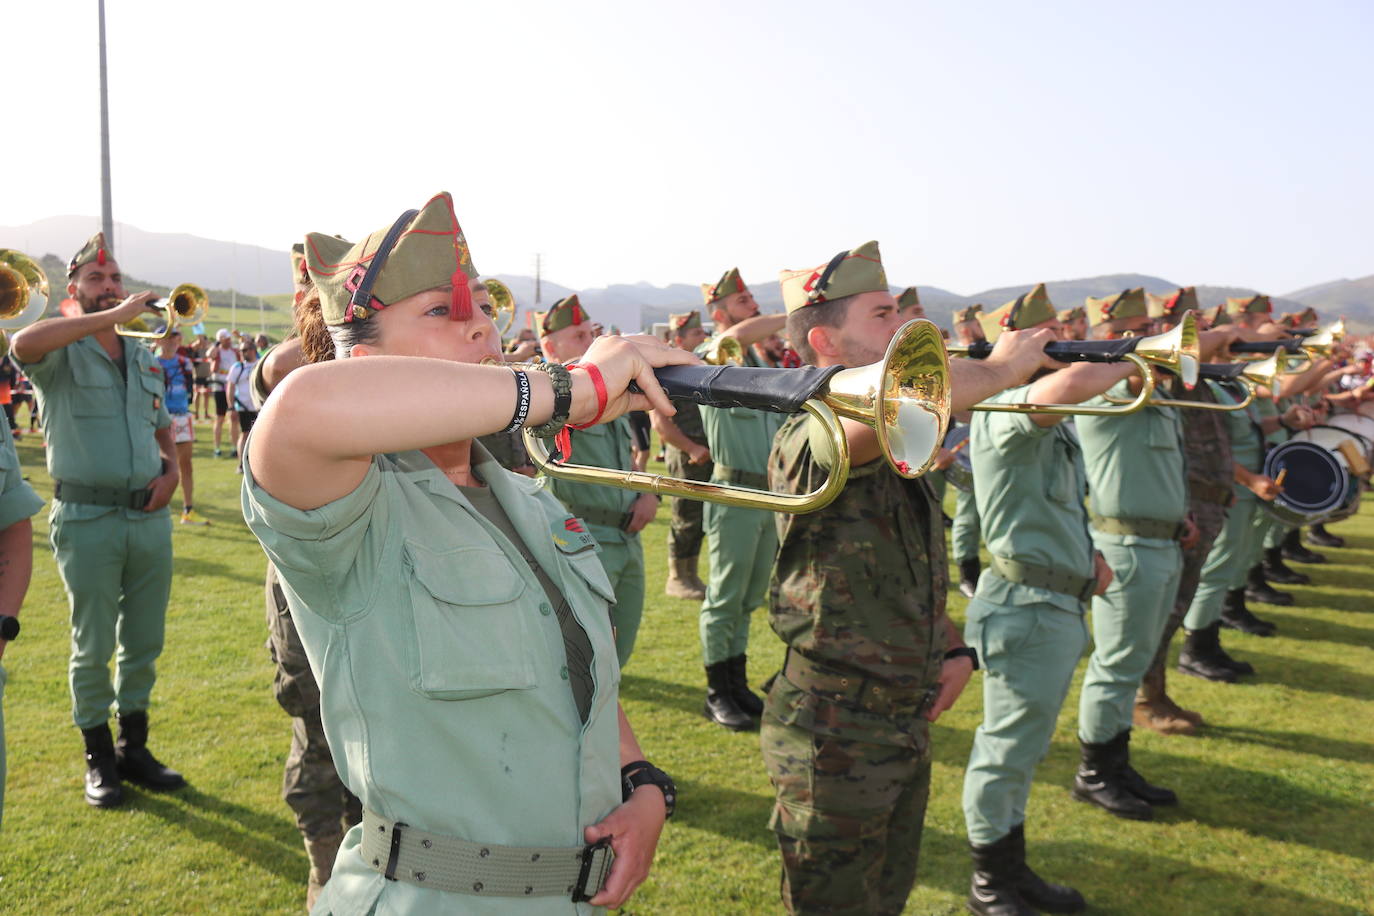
[1,423,1371,915]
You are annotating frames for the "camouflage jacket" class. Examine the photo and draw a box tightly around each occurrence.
[767,413,949,694]
[666,397,708,448]
[1168,376,1232,496]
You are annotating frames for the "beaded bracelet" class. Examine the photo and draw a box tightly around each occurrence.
[523,361,573,438]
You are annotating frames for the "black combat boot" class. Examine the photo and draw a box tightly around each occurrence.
[1114,730,1178,806]
[968,831,1036,916]
[1262,546,1310,585]
[1224,585,1279,632]
[1307,523,1344,549]
[726,654,764,718]
[115,711,187,790]
[1177,624,1239,683]
[1281,528,1326,564]
[82,723,124,808]
[1226,585,1280,633]
[1071,731,1153,820]
[1211,630,1255,676]
[1242,568,1292,609]
[959,558,981,599]
[1005,824,1086,913]
[703,662,753,731]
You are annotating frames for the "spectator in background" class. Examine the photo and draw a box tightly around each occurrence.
[189,332,213,421]
[210,329,240,457]
[224,340,260,474]
[154,330,208,526]
[0,354,17,437]
[254,333,271,352]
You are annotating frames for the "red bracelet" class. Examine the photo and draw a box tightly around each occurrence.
[553,362,609,462]
[565,362,608,429]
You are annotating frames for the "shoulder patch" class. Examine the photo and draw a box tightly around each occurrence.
[552,515,599,554]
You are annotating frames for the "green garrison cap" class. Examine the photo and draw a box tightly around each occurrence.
[303,191,477,326]
[779,240,888,315]
[1087,287,1147,327]
[669,310,702,332]
[897,287,921,310]
[980,283,1056,339]
[701,267,748,305]
[953,304,984,325]
[1278,306,1318,328]
[539,295,590,335]
[1226,294,1272,317]
[1057,305,1086,323]
[1145,293,1168,319]
[67,231,113,279]
[1203,303,1232,327]
[1157,287,1199,322]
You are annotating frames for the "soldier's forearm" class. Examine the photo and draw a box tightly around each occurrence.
[11,312,119,364]
[0,519,33,618]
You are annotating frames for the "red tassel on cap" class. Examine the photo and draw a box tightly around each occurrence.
[450,268,473,321]
[97,249,106,266]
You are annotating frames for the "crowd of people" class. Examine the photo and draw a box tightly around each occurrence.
[0,199,1369,915]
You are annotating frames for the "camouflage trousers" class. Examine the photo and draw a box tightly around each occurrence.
[266,565,361,841]
[761,673,933,916]
[1141,499,1227,695]
[664,447,712,559]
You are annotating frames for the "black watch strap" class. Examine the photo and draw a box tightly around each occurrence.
[0,615,19,641]
[944,645,978,670]
[621,761,676,819]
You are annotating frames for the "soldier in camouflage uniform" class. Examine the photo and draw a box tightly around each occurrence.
[251,246,362,911]
[1135,289,1233,735]
[651,311,712,600]
[761,242,1053,915]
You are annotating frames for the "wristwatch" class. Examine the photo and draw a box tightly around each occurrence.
[621,761,677,819]
[0,615,19,641]
[944,646,978,670]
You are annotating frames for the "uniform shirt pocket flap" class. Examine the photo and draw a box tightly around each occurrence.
[564,552,618,606]
[408,541,525,606]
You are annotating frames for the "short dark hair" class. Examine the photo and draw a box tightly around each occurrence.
[786,294,856,364]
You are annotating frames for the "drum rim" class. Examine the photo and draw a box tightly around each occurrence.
[1263,440,1348,513]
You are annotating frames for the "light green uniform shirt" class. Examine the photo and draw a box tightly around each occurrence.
[242,444,622,915]
[542,415,636,544]
[0,421,43,532]
[1219,382,1265,501]
[971,386,1093,614]
[695,345,784,478]
[19,335,171,520]
[1078,379,1187,545]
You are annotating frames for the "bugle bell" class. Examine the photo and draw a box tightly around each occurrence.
[948,337,1157,416]
[484,278,517,337]
[523,319,951,513]
[701,334,745,366]
[116,283,210,339]
[0,249,53,330]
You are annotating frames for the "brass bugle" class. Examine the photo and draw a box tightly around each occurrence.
[1298,319,1344,359]
[485,278,517,337]
[1105,362,1254,411]
[1238,353,1284,399]
[949,337,1158,416]
[0,249,53,330]
[1129,310,1200,389]
[523,319,951,513]
[702,334,744,366]
[116,283,210,339]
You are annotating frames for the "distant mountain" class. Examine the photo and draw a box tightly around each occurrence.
[0,216,290,297]
[5,216,1366,332]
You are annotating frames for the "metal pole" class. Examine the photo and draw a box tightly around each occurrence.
[98,0,114,246]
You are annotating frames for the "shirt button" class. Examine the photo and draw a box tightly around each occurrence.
[539,602,553,616]
[560,665,569,680]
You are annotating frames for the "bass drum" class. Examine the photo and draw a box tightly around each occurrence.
[1324,412,1374,463]
[942,424,974,492]
[1261,439,1361,526]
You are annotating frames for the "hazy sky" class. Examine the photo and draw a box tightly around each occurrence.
[11,0,1372,294]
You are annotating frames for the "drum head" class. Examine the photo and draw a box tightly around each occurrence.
[1263,440,1349,522]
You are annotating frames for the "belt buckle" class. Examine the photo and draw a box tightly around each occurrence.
[571,837,613,902]
[130,488,152,510]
